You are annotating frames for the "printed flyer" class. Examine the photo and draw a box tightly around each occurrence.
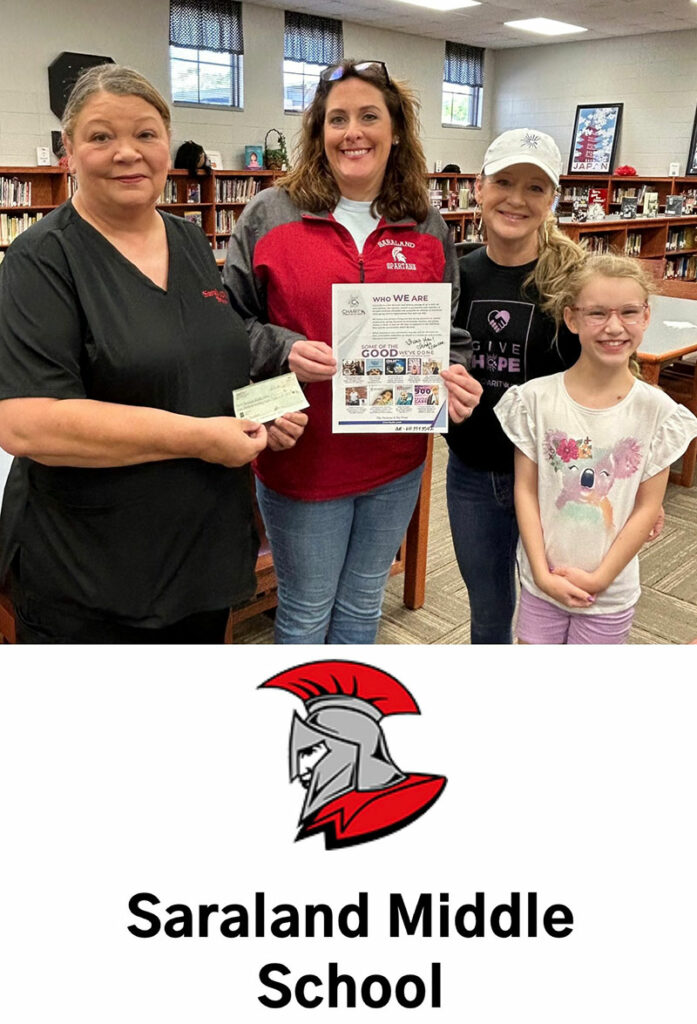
[331,283,451,433]
[2,646,694,1023]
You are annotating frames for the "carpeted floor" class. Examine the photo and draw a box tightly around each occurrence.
[233,437,697,645]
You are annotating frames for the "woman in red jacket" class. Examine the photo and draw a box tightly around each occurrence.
[224,59,481,644]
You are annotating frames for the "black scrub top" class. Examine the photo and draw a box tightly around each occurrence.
[0,202,258,627]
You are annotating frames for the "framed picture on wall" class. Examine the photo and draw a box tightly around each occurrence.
[568,103,623,174]
[687,108,697,175]
[244,145,263,170]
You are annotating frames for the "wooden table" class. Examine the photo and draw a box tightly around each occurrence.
[639,294,697,485]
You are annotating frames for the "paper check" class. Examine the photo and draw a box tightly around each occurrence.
[233,372,309,423]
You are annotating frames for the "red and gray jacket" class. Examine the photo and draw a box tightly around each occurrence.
[223,186,460,501]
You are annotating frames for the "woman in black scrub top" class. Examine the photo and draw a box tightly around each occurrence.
[0,65,306,644]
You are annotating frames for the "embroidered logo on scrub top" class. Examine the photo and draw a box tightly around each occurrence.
[202,289,229,304]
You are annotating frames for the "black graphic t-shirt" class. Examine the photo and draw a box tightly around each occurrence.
[446,247,580,473]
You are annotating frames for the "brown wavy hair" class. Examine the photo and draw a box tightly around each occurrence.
[279,60,429,223]
[550,251,654,379]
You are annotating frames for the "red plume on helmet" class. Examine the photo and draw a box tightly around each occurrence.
[259,660,419,717]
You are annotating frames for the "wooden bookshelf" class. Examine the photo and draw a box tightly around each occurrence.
[427,171,477,243]
[3,166,696,296]
[558,174,697,217]
[0,166,68,248]
[212,169,277,251]
[0,166,280,255]
[429,170,697,297]
[559,214,697,295]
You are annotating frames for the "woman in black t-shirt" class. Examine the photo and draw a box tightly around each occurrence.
[0,65,306,643]
[445,129,584,644]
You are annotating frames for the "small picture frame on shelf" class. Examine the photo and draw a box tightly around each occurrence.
[620,196,638,219]
[642,192,659,217]
[244,145,263,170]
[207,150,222,170]
[571,198,588,222]
[687,107,697,175]
[665,195,685,216]
[568,103,623,174]
[183,210,203,227]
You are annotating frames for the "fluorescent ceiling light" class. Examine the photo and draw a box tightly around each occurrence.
[505,17,588,36]
[392,0,481,12]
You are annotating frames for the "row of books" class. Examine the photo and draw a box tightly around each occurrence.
[159,178,179,204]
[0,211,43,244]
[664,255,697,281]
[158,181,203,204]
[666,226,697,251]
[215,209,235,233]
[427,176,474,189]
[0,176,32,207]
[446,221,478,243]
[215,178,261,203]
[624,232,643,256]
[580,234,614,254]
[611,185,652,202]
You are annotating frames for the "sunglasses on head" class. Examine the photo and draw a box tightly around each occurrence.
[319,61,391,86]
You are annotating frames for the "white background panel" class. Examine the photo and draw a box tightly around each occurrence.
[1,645,694,1022]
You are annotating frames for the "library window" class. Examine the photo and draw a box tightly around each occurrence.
[169,0,243,108]
[284,11,343,113]
[283,60,323,113]
[442,41,483,129]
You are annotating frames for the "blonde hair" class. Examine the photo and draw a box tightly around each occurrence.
[551,252,654,379]
[526,213,587,316]
[62,64,171,139]
[278,60,429,223]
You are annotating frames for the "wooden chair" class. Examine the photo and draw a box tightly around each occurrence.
[658,357,697,486]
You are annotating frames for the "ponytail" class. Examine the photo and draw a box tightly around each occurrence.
[524,212,586,318]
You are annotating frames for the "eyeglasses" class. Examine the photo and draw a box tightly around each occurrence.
[319,61,391,86]
[570,303,649,327]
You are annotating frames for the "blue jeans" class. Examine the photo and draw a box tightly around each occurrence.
[256,464,424,644]
[446,453,519,644]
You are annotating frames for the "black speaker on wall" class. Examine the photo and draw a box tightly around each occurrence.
[48,52,115,121]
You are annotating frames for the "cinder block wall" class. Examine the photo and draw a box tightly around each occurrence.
[0,0,492,171]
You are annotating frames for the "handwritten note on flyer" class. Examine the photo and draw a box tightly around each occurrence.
[331,283,451,434]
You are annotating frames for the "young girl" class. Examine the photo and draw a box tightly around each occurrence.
[495,253,697,644]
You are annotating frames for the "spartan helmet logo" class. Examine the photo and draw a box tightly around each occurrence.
[261,660,446,849]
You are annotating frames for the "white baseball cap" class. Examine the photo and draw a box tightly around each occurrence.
[482,128,562,187]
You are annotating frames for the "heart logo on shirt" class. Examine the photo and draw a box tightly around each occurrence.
[487,309,511,333]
